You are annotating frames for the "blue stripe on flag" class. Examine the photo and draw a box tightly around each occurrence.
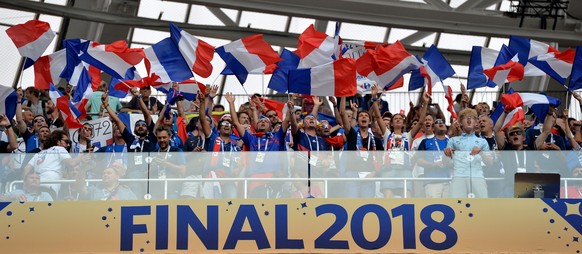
[288,68,312,95]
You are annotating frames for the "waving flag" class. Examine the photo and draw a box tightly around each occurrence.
[267,49,301,93]
[529,48,575,85]
[78,40,144,79]
[501,107,525,130]
[0,85,18,120]
[409,44,455,94]
[289,58,357,97]
[483,45,524,87]
[491,88,515,125]
[5,20,56,69]
[48,84,83,128]
[109,67,141,98]
[296,24,341,68]
[259,97,286,120]
[215,34,281,84]
[356,41,422,90]
[467,46,499,89]
[568,46,582,91]
[508,35,558,76]
[501,92,560,123]
[33,49,67,89]
[144,37,193,83]
[169,23,215,78]
[342,40,385,95]
[70,66,93,119]
[176,80,206,101]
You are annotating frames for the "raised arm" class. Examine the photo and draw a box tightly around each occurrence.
[0,115,18,152]
[370,85,386,137]
[226,92,246,136]
[339,97,352,134]
[15,88,27,134]
[409,92,429,139]
[103,93,127,134]
[493,111,508,149]
[282,99,294,133]
[535,107,555,150]
[311,96,322,118]
[198,92,212,137]
[288,99,299,135]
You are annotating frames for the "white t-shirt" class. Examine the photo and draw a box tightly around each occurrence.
[27,146,71,182]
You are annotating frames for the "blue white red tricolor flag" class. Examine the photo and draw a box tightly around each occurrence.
[568,47,582,91]
[5,20,56,69]
[467,46,499,89]
[483,45,524,87]
[170,23,215,78]
[508,35,558,76]
[529,48,575,85]
[144,37,193,83]
[501,92,560,123]
[0,85,17,120]
[78,40,144,79]
[288,58,357,97]
[48,83,84,128]
[409,44,455,95]
[215,34,281,84]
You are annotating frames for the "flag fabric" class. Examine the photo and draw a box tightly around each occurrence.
[288,58,357,97]
[356,41,422,90]
[169,23,215,78]
[296,24,341,68]
[5,20,56,69]
[71,66,93,120]
[568,46,582,91]
[259,97,286,120]
[48,83,84,128]
[78,40,144,79]
[215,34,281,84]
[267,49,301,93]
[467,46,499,89]
[482,45,524,87]
[176,79,206,101]
[409,44,455,94]
[443,84,457,120]
[501,92,560,123]
[529,48,576,85]
[508,35,558,76]
[144,37,193,83]
[501,107,525,130]
[33,49,67,89]
[491,88,515,125]
[109,67,141,98]
[341,40,385,95]
[0,85,18,120]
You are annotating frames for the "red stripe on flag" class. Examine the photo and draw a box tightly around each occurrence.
[33,56,52,90]
[501,93,525,110]
[333,58,357,96]
[375,41,414,74]
[241,34,281,67]
[5,20,51,48]
[193,40,215,78]
[103,40,144,65]
[297,24,328,58]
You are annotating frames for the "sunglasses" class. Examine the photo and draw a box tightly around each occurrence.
[509,131,523,136]
[266,114,277,118]
[434,119,445,125]
[220,121,232,127]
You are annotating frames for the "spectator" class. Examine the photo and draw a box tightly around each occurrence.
[148,127,186,199]
[1,172,53,202]
[23,87,45,117]
[74,164,137,200]
[120,86,163,114]
[86,81,122,117]
[416,117,452,198]
[444,108,491,198]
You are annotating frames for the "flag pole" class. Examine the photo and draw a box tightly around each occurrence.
[17,62,26,89]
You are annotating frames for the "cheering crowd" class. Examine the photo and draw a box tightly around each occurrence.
[0,81,581,201]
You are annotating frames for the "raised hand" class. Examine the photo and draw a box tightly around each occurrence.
[312,96,323,106]
[225,92,235,103]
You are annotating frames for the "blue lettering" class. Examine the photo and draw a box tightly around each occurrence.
[275,205,304,249]
[351,204,391,250]
[224,205,270,250]
[176,205,219,250]
[314,204,349,249]
[156,205,168,250]
[120,206,150,251]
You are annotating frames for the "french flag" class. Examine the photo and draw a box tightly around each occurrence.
[169,23,215,78]
[109,67,141,98]
[501,107,525,130]
[0,85,18,120]
[71,66,93,119]
[288,58,357,97]
[296,24,341,68]
[176,79,206,101]
[215,34,281,84]
[409,44,455,94]
[508,35,558,76]
[48,84,84,129]
[501,92,560,123]
[5,20,56,69]
[267,49,300,93]
[356,41,422,90]
[568,46,582,91]
[467,46,499,89]
[144,37,193,83]
[528,48,575,85]
[260,97,286,120]
[482,45,524,87]
[33,48,67,90]
[78,40,144,79]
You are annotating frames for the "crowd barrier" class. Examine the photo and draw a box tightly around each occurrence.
[3,150,581,201]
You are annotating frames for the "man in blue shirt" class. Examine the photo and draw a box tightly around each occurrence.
[444,108,491,198]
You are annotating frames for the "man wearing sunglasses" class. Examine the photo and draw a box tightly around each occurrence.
[416,117,451,198]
